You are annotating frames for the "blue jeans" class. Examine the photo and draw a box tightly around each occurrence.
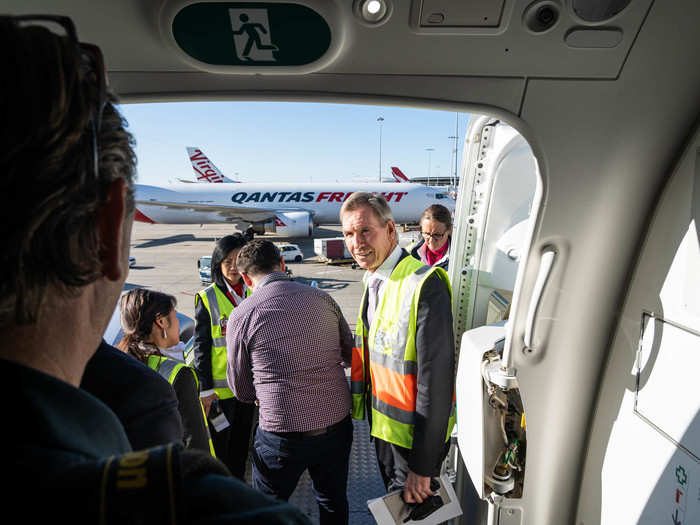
[252,416,353,525]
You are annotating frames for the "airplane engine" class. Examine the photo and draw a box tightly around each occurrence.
[263,211,313,237]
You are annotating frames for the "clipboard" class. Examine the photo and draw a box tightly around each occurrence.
[367,474,463,524]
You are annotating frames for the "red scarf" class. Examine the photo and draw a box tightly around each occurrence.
[225,281,245,305]
[425,240,449,266]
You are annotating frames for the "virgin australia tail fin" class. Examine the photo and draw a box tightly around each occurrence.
[186,147,238,183]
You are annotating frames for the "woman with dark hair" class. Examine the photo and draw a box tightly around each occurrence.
[192,233,255,479]
[118,288,213,454]
[410,204,453,271]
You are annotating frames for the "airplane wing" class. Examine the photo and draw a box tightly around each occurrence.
[135,199,277,222]
[135,199,315,223]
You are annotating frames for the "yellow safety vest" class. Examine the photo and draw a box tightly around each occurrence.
[351,256,456,449]
[147,355,216,457]
[193,284,250,400]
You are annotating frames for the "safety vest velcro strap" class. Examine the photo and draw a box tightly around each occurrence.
[212,336,227,347]
[369,349,417,376]
[372,394,415,425]
[354,333,363,347]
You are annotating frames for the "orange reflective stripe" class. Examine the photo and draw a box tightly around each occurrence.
[370,360,416,413]
[351,346,364,382]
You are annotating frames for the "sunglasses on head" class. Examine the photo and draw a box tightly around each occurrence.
[5,14,107,180]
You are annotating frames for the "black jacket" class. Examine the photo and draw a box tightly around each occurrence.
[81,340,184,450]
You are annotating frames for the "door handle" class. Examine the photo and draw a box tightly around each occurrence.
[524,248,556,350]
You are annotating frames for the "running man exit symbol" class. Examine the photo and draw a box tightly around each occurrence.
[229,9,278,62]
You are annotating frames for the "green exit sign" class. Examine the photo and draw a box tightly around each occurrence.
[172,2,332,67]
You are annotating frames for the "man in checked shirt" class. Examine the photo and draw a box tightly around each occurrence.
[226,240,354,525]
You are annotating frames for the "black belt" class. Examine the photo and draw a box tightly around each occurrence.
[268,415,350,439]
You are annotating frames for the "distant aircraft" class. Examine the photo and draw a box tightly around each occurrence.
[134,181,454,237]
[391,166,410,183]
[186,147,238,183]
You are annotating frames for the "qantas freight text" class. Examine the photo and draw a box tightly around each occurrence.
[230,191,408,204]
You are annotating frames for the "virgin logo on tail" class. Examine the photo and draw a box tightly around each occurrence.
[187,147,238,183]
[391,166,410,183]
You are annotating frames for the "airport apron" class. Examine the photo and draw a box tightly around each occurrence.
[351,256,456,449]
[147,355,216,456]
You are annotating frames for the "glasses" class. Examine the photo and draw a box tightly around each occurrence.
[421,231,447,240]
[6,15,107,180]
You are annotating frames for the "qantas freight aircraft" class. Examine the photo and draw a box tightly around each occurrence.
[134,182,454,237]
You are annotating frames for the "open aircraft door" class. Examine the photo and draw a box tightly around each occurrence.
[449,119,700,524]
[448,116,541,524]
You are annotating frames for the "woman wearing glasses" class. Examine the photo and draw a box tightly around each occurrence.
[411,204,453,270]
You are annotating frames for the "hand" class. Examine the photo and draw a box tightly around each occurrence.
[402,471,433,504]
[201,393,219,417]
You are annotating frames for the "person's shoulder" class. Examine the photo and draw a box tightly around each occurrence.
[83,341,171,393]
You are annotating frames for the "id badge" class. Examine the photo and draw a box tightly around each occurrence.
[219,316,228,336]
[210,411,230,432]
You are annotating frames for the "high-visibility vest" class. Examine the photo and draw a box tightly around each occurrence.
[147,355,216,457]
[194,284,250,399]
[351,255,456,450]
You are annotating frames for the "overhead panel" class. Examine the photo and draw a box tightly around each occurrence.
[419,0,505,28]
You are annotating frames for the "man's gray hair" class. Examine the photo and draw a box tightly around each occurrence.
[339,192,394,225]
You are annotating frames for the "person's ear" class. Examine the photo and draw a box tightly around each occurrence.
[241,272,254,288]
[99,178,129,281]
[155,315,167,330]
[387,220,396,240]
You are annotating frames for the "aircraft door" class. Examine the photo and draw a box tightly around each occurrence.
[448,116,540,524]
[574,124,700,524]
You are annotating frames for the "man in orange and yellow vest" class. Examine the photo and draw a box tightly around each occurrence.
[340,192,456,505]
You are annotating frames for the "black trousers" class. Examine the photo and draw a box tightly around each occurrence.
[252,417,354,525]
[374,438,449,492]
[210,397,256,480]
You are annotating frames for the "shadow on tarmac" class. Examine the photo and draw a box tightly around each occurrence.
[134,234,197,248]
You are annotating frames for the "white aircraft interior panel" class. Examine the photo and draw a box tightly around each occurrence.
[576,128,700,524]
[599,399,699,525]
[5,0,652,79]
[455,324,507,500]
[635,314,700,461]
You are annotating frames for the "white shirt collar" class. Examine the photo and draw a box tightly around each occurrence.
[224,279,247,305]
[363,243,402,286]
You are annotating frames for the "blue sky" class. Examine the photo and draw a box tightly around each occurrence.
[120,101,470,186]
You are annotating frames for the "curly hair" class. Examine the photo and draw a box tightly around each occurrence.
[118,288,176,363]
[0,20,136,326]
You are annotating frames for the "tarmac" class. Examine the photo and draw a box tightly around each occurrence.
[126,222,422,524]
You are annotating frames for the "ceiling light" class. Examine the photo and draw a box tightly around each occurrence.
[358,0,390,24]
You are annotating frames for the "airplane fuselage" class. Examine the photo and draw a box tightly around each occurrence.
[134,182,454,225]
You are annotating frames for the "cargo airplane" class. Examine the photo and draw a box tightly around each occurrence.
[134,181,454,237]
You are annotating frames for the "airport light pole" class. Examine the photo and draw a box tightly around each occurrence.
[377,116,384,183]
[425,147,434,185]
[448,135,458,187]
